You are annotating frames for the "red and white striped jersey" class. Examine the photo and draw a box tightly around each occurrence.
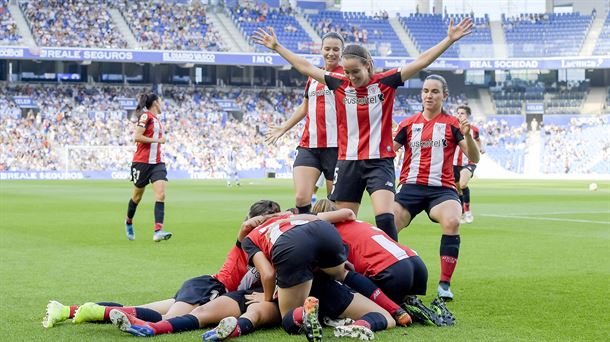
[325,68,403,160]
[243,213,305,263]
[395,112,464,189]
[212,245,249,292]
[300,65,343,148]
[335,220,417,277]
[132,111,163,164]
[453,125,480,166]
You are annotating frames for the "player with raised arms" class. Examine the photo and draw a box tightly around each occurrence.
[266,32,345,214]
[393,75,481,301]
[253,18,473,241]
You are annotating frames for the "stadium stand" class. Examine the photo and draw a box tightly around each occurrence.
[594,12,610,55]
[490,80,544,115]
[0,0,21,45]
[545,81,588,114]
[400,13,493,58]
[502,12,593,57]
[20,0,129,48]
[306,10,409,56]
[541,116,610,174]
[231,3,313,53]
[118,0,226,51]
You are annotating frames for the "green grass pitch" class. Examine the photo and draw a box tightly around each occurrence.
[1,179,609,341]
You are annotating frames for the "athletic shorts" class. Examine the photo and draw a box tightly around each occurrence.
[293,147,339,181]
[394,184,460,222]
[130,162,168,188]
[221,287,275,314]
[174,275,226,305]
[329,158,396,203]
[453,164,477,182]
[370,256,428,303]
[309,272,354,319]
[271,221,347,288]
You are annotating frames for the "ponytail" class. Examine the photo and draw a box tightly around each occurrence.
[134,93,159,117]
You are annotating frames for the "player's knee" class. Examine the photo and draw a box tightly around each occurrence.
[443,217,460,233]
[295,192,311,206]
[132,194,143,203]
[156,192,166,201]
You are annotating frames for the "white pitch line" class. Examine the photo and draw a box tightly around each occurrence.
[480,214,610,225]
[504,211,610,216]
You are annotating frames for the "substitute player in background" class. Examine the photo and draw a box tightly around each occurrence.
[124,93,172,242]
[452,105,484,224]
[265,32,345,214]
[393,75,480,301]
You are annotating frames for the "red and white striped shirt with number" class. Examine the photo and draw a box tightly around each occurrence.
[300,65,343,148]
[324,68,403,160]
[132,111,163,164]
[453,125,479,166]
[394,112,464,189]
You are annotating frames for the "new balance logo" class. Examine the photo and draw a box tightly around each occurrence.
[385,181,394,187]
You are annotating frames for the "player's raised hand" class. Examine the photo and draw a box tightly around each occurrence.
[458,115,471,136]
[265,125,285,145]
[447,18,473,42]
[252,27,279,50]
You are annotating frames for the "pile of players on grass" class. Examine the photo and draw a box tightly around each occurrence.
[43,199,455,341]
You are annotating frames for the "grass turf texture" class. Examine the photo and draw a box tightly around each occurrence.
[1,179,608,341]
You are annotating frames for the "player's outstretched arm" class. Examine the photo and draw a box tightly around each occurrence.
[252,27,326,84]
[265,101,307,145]
[400,18,473,81]
[317,208,356,223]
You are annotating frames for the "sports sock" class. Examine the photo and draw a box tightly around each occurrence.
[154,201,164,231]
[458,194,464,212]
[135,308,163,322]
[296,204,311,214]
[463,187,470,211]
[126,199,138,223]
[103,306,135,321]
[230,317,255,337]
[343,271,401,315]
[355,312,387,332]
[166,314,199,333]
[69,305,78,318]
[281,307,304,334]
[440,234,460,283]
[375,213,397,241]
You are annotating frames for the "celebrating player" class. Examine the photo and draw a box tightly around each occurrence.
[266,32,345,214]
[393,75,481,301]
[253,18,473,241]
[452,105,484,224]
[124,93,172,242]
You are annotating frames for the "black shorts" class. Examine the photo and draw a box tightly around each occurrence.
[453,164,477,182]
[394,184,460,222]
[221,287,275,314]
[310,272,354,319]
[130,162,168,188]
[271,221,347,288]
[174,275,226,305]
[370,256,428,303]
[293,147,339,181]
[329,158,396,203]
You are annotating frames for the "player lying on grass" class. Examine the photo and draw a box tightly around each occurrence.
[43,200,284,328]
[311,199,455,326]
[111,271,396,341]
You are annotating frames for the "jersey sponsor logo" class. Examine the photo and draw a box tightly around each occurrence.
[308,88,333,97]
[409,138,448,148]
[343,93,384,105]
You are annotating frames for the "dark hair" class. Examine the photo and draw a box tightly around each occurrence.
[321,32,345,49]
[342,44,374,74]
[423,74,449,114]
[248,200,281,218]
[135,93,159,116]
[456,105,471,116]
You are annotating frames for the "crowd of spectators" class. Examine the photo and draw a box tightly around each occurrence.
[1,84,607,176]
[119,0,226,51]
[0,0,21,45]
[21,0,128,48]
[232,2,294,23]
